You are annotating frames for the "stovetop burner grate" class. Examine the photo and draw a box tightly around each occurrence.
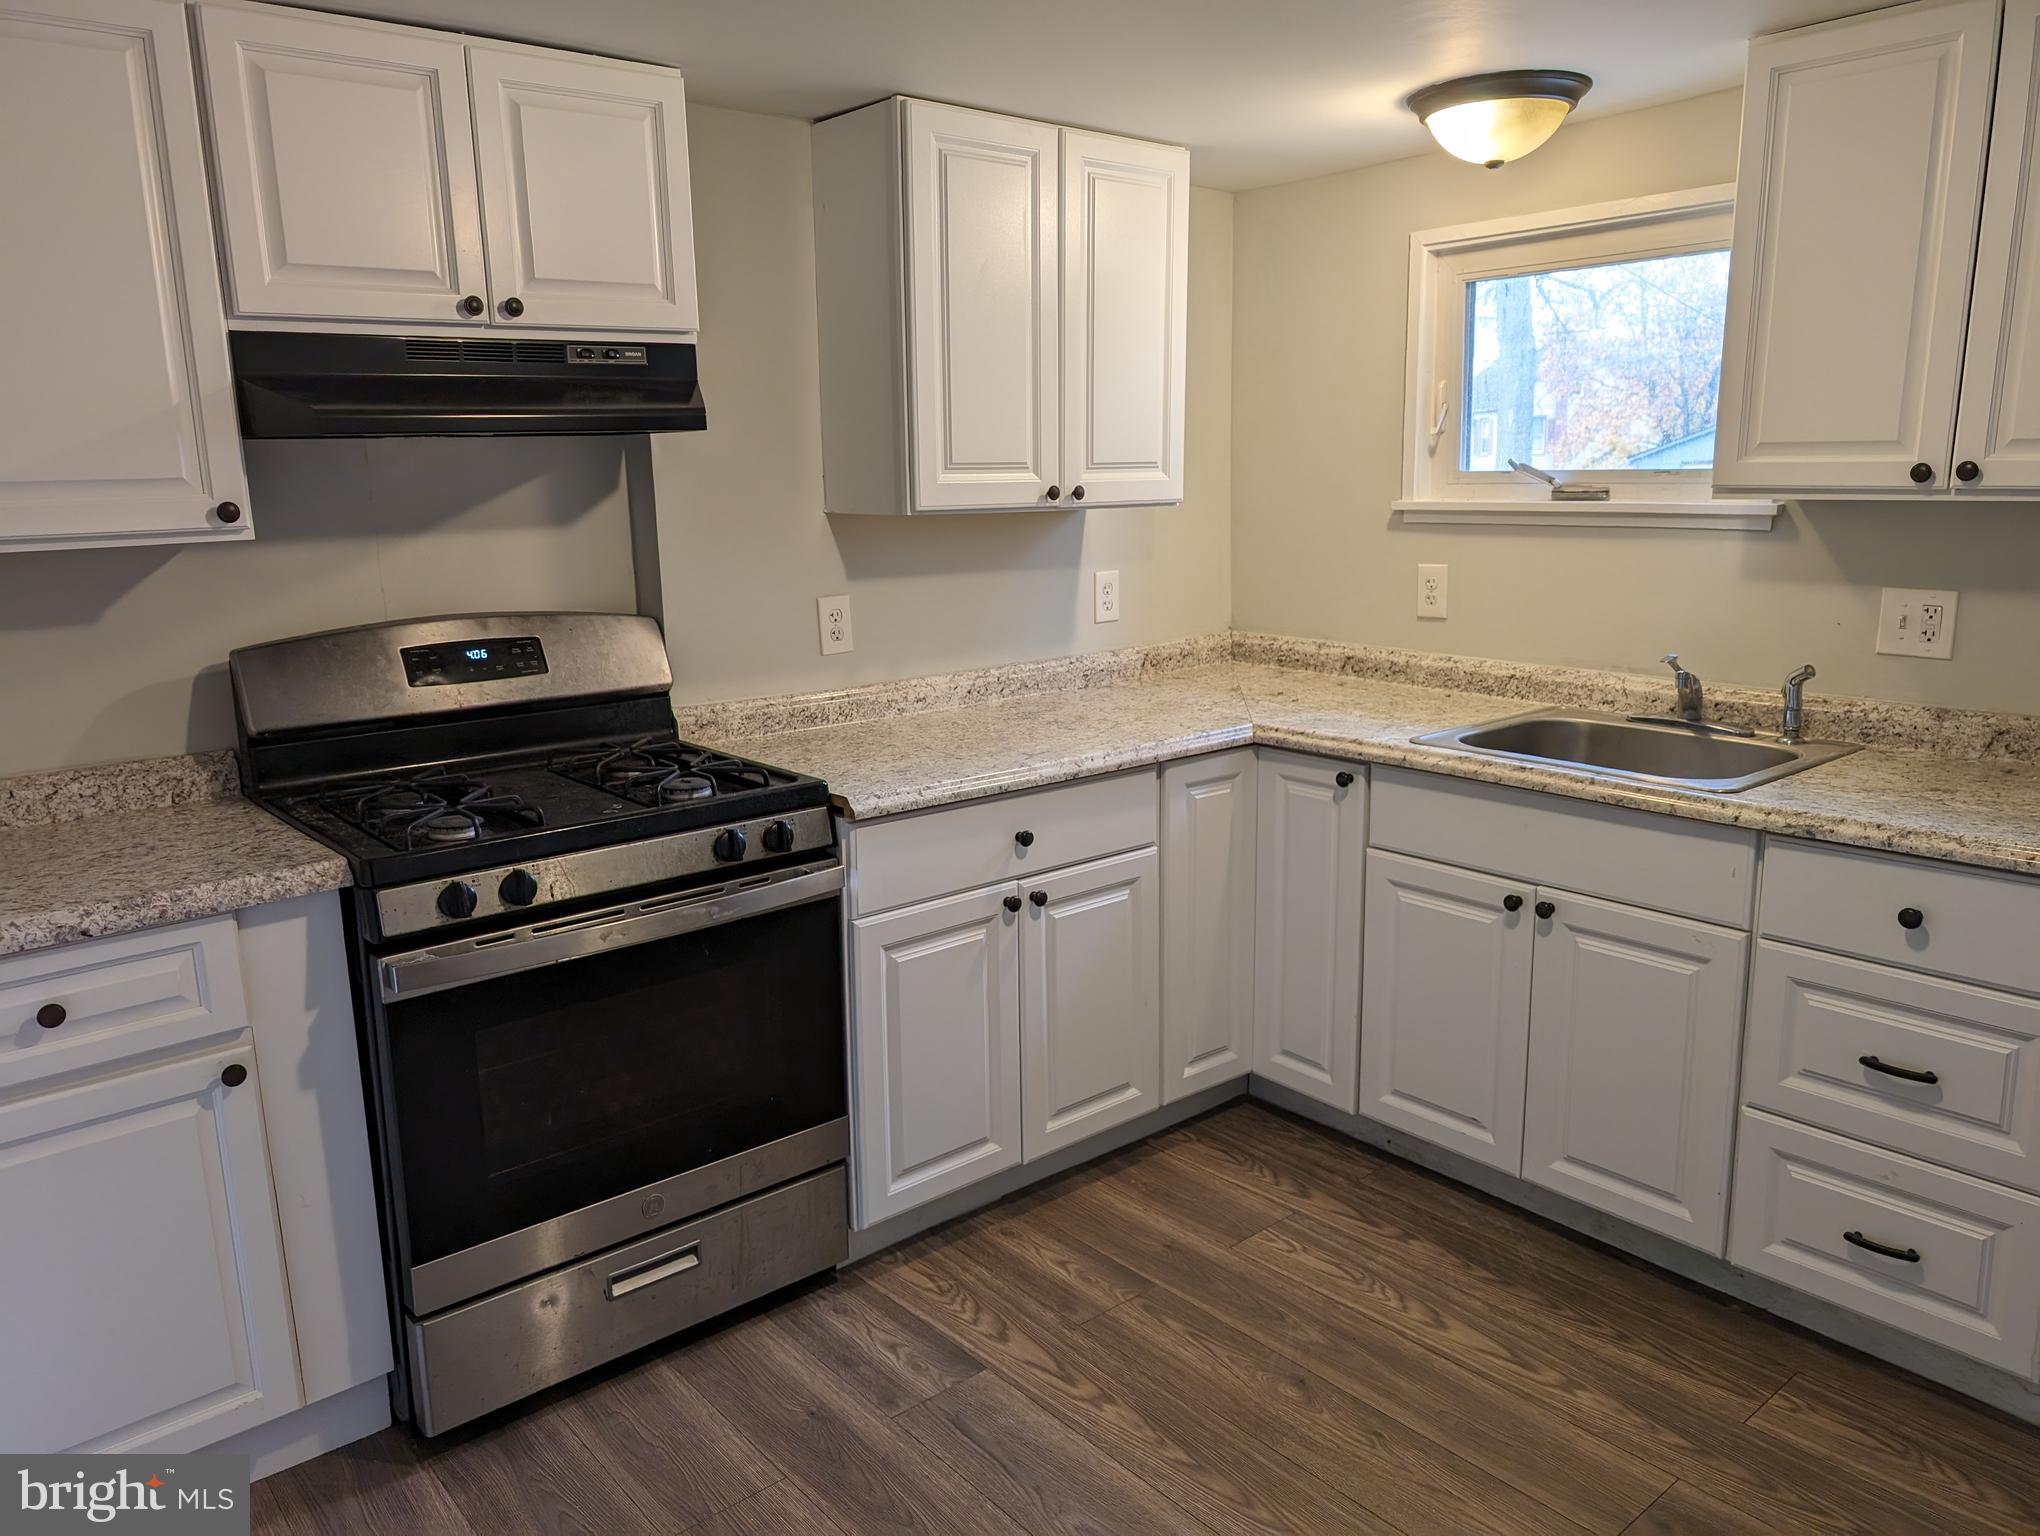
[548,735,776,807]
[319,771,546,850]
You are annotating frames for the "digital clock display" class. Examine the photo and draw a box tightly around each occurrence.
[465,647,490,661]
[400,636,547,687]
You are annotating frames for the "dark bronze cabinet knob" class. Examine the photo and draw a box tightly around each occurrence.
[1955,460,1980,483]
[1502,894,1523,913]
[1003,894,1023,913]
[1045,485,1061,501]
[1071,485,1086,501]
[1029,889,1048,907]
[1014,830,1035,848]
[501,296,525,317]
[36,1003,66,1029]
[1335,771,1355,788]
[1897,906,1925,930]
[1534,900,1556,920]
[214,501,241,524]
[221,1063,248,1088]
[460,294,485,316]
[1908,461,1934,484]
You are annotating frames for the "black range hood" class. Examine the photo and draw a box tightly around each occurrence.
[230,331,706,438]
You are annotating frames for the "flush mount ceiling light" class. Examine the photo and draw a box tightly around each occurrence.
[1408,69,1593,169]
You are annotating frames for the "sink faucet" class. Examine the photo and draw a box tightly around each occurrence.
[1780,664,1816,744]
[1662,653,1704,723]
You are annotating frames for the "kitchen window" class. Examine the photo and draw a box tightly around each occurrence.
[1398,185,1778,528]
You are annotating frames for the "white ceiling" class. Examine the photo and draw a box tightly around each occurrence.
[319,0,1875,189]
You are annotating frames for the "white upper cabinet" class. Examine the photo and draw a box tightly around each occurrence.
[467,47,699,332]
[0,0,250,551]
[903,102,1063,511]
[197,2,697,334]
[197,4,486,325]
[1714,0,2000,496]
[812,97,1190,514]
[1060,131,1189,506]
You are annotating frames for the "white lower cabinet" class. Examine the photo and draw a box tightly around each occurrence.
[0,1042,300,1452]
[1021,848,1160,1158]
[851,884,1025,1225]
[1522,891,1748,1251]
[1358,850,1532,1174]
[1253,752,1365,1111]
[1159,751,1256,1103]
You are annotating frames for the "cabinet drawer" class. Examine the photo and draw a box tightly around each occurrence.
[1744,942,2040,1193]
[1728,1110,2040,1377]
[1761,840,2040,996]
[1370,768,1756,928]
[0,917,248,1094]
[844,770,1158,916]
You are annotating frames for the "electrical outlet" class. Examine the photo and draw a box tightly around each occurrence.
[817,594,853,655]
[1875,587,1957,659]
[1417,563,1448,620]
[1094,569,1121,624]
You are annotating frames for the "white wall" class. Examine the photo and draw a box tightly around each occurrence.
[1232,88,2040,716]
[645,105,1234,705]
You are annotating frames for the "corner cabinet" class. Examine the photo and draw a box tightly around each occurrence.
[812,97,1188,514]
[1716,0,2040,498]
[0,0,251,551]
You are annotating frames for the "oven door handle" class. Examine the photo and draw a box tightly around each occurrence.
[379,859,844,1001]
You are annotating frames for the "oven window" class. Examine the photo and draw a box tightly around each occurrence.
[384,893,845,1268]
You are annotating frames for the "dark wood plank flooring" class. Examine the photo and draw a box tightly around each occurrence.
[252,1101,2040,1535]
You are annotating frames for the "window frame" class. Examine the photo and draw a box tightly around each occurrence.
[1399,185,1778,529]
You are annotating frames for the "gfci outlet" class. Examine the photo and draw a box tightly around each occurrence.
[1094,569,1121,624]
[1417,563,1448,620]
[1875,587,1957,659]
[817,594,853,655]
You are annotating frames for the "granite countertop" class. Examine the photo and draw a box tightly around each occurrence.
[710,662,2040,878]
[0,752,351,958]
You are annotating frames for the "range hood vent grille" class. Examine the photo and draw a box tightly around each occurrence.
[403,338,569,365]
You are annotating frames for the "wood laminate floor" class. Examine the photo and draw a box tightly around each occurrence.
[252,1101,2040,1535]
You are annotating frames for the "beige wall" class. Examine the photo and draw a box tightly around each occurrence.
[1231,88,2040,716]
[646,105,1234,705]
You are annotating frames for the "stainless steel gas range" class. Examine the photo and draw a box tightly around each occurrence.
[230,613,847,1434]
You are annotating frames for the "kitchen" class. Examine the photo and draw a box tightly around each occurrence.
[2,0,2037,1529]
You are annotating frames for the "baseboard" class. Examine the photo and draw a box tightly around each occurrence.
[208,1377,392,1481]
[1248,1078,2040,1427]
[845,1078,1249,1261]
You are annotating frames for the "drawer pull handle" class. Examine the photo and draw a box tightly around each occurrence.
[1842,1230,1920,1264]
[35,1003,66,1029]
[607,1242,701,1299]
[1896,907,1925,930]
[1859,1054,1938,1086]
[1014,830,1035,848]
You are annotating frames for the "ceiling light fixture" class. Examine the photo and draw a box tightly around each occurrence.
[1408,69,1593,169]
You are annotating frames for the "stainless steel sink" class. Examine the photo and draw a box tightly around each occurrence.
[1412,709,1860,793]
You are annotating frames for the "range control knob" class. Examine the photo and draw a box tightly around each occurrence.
[499,869,539,906]
[436,881,479,920]
[713,827,748,862]
[761,819,796,854]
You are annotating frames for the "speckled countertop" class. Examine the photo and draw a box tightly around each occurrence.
[0,751,350,958]
[709,662,2040,878]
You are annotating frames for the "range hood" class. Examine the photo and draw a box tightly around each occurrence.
[230,331,706,438]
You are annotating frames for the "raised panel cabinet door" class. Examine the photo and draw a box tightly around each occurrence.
[467,47,699,332]
[1160,752,1256,1103]
[0,0,249,550]
[1021,847,1161,1159]
[196,3,487,324]
[1358,850,1532,1173]
[1254,752,1365,1112]
[851,883,1022,1225]
[0,1044,300,1453]
[1954,0,2040,493]
[902,101,1061,511]
[1060,130,1189,506]
[1522,890,1748,1253]
[1714,0,1998,494]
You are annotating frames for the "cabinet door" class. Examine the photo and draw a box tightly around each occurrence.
[197,3,487,324]
[1160,752,1256,1103]
[1021,848,1161,1159]
[1,0,249,550]
[902,101,1062,511]
[851,884,1022,1225]
[1953,0,2040,493]
[1359,850,1532,1173]
[1714,0,1997,494]
[1523,891,1748,1252]
[1254,753,1365,1112]
[467,47,699,332]
[0,1044,299,1452]
[1059,131,1189,506]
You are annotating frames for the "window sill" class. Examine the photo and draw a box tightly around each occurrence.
[1391,498,1780,531]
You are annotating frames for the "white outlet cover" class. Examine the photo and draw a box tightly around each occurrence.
[1094,569,1121,624]
[1875,587,1956,659]
[817,593,853,655]
[1417,563,1448,620]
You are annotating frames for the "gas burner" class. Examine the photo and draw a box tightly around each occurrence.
[549,736,781,807]
[654,772,716,802]
[318,772,545,851]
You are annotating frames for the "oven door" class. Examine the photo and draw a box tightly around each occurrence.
[372,860,847,1315]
